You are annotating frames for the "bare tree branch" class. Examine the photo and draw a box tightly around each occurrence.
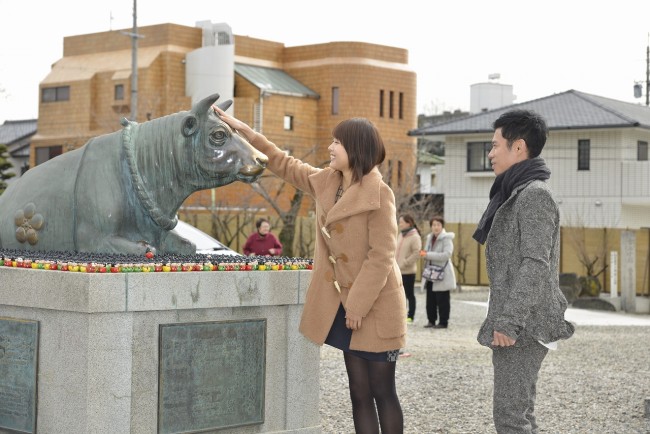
[247,145,325,257]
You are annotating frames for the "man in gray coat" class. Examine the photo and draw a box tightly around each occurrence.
[473,109,575,433]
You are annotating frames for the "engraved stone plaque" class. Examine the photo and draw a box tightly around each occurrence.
[158,320,266,433]
[0,317,39,434]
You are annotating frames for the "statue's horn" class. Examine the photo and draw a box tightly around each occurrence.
[216,99,233,111]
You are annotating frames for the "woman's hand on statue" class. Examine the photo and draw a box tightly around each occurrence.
[214,106,256,143]
[419,250,427,257]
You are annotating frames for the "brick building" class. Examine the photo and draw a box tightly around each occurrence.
[33,21,417,252]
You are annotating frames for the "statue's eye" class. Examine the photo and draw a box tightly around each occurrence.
[209,129,227,146]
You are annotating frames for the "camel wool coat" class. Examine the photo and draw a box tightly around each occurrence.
[396,228,421,275]
[250,133,407,352]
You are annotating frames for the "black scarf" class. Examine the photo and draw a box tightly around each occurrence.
[472,157,551,245]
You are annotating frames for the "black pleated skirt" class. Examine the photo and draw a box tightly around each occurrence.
[325,304,400,362]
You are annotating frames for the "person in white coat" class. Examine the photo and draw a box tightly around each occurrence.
[419,216,456,328]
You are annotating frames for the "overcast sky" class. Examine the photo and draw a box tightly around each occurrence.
[1,0,649,124]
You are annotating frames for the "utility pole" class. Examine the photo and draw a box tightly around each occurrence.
[633,34,650,106]
[121,0,143,121]
[646,38,649,107]
[130,0,138,121]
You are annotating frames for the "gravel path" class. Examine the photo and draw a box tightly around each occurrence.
[319,287,650,433]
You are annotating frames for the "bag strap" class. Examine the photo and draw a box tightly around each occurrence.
[429,259,449,269]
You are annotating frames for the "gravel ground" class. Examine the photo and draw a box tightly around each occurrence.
[319,287,650,433]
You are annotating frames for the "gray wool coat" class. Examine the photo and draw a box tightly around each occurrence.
[421,230,457,292]
[477,180,575,347]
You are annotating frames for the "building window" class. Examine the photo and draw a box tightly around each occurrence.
[253,103,262,132]
[216,31,231,45]
[283,115,293,131]
[379,90,385,117]
[638,141,648,161]
[578,139,590,170]
[41,86,70,103]
[114,84,124,100]
[399,92,404,120]
[35,145,62,166]
[389,91,394,119]
[467,142,492,172]
[331,87,339,115]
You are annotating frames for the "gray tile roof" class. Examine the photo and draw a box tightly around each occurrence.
[0,119,37,145]
[409,90,650,136]
[234,63,319,99]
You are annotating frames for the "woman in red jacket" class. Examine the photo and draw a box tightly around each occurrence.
[243,218,283,256]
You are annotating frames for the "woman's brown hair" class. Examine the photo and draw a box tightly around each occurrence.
[429,215,445,227]
[332,118,386,183]
[400,214,420,235]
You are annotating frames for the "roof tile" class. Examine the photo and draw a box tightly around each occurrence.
[409,90,650,136]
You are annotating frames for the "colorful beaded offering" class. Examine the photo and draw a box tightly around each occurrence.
[0,249,313,273]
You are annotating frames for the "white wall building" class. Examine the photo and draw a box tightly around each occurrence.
[185,21,235,107]
[410,90,650,230]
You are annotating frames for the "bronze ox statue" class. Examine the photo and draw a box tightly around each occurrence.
[0,93,267,254]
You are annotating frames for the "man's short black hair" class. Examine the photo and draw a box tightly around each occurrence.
[493,109,548,158]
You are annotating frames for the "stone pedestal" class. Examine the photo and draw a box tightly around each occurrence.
[0,267,319,434]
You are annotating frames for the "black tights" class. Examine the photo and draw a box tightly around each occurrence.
[343,352,403,434]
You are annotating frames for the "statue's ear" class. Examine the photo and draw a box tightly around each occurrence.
[181,114,199,137]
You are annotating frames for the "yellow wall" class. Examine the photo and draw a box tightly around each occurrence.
[436,222,650,296]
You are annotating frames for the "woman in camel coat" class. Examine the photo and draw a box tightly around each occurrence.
[217,108,406,433]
